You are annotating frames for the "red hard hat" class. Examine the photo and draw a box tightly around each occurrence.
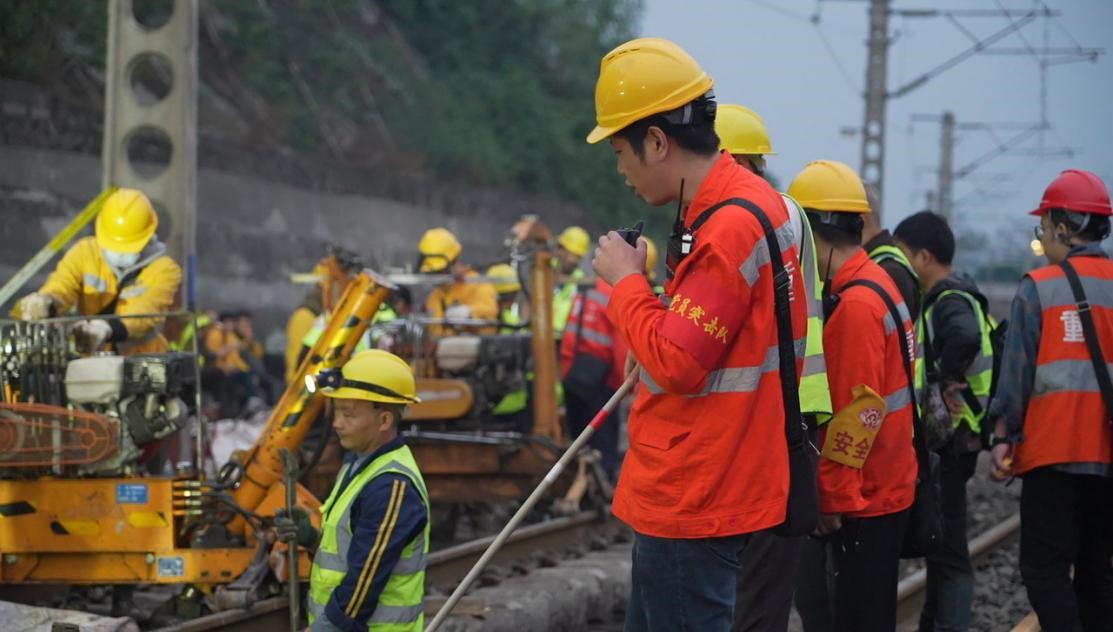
[1030,169,1112,216]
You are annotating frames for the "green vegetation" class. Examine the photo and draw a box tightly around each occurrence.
[1,0,653,228]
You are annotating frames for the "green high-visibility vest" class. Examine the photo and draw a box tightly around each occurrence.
[170,313,211,366]
[492,307,528,415]
[868,244,919,284]
[552,268,585,336]
[784,194,833,422]
[916,289,995,433]
[368,304,399,344]
[302,311,375,352]
[308,444,430,631]
[868,243,925,394]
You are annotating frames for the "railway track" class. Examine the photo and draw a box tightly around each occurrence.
[153,509,613,631]
[895,513,1022,631]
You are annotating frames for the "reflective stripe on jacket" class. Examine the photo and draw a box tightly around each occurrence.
[819,249,918,518]
[39,236,180,354]
[308,443,430,631]
[606,152,807,538]
[560,279,626,390]
[918,289,994,433]
[782,193,833,421]
[1014,254,1113,475]
[553,268,586,335]
[868,243,925,393]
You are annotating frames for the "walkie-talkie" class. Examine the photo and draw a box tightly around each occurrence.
[615,220,644,248]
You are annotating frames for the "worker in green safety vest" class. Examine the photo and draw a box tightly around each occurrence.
[297,303,390,369]
[486,263,530,420]
[893,211,993,632]
[169,310,213,362]
[286,350,430,631]
[552,226,590,337]
[863,212,922,322]
[714,103,835,632]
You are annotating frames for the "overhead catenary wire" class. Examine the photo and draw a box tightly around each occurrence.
[809,1,862,95]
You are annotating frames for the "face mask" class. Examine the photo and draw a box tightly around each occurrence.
[103,249,141,270]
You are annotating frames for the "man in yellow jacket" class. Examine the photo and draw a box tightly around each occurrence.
[17,188,182,355]
[417,228,498,336]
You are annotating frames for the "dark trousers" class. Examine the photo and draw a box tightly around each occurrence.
[1020,467,1113,632]
[564,383,619,479]
[626,532,750,632]
[795,536,836,632]
[732,529,802,631]
[830,509,911,632]
[920,449,979,632]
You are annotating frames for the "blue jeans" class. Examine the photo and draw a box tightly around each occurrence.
[625,532,750,632]
[919,449,978,632]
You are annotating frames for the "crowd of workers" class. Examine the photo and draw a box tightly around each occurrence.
[10,35,1113,632]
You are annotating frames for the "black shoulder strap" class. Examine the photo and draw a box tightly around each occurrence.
[841,279,931,475]
[715,198,805,445]
[1059,259,1113,421]
[688,198,749,233]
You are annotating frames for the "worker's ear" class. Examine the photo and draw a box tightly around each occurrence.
[376,408,396,433]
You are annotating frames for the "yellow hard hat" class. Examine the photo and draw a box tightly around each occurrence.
[787,160,872,214]
[557,226,591,257]
[95,188,158,253]
[418,228,462,272]
[716,104,776,156]
[642,236,658,282]
[586,37,714,144]
[316,349,420,404]
[486,263,520,294]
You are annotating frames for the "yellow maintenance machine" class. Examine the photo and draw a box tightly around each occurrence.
[0,216,595,621]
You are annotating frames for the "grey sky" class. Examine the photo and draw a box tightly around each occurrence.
[639,0,1112,254]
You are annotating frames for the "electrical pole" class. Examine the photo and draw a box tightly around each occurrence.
[937,111,955,221]
[103,0,198,308]
[860,0,891,223]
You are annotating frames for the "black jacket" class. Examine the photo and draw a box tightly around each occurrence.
[864,230,922,322]
[922,272,985,384]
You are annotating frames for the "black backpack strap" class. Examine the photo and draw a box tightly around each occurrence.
[1059,259,1113,421]
[676,196,804,443]
[841,279,930,478]
[717,198,805,446]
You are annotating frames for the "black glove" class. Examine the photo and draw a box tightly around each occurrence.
[275,506,318,548]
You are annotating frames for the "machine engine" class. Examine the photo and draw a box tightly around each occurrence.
[434,334,532,424]
[0,353,196,477]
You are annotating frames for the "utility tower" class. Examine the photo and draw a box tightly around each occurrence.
[859,0,891,221]
[844,1,1101,223]
[937,111,955,221]
[102,0,198,307]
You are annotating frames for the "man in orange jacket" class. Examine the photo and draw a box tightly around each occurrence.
[788,160,918,631]
[988,169,1113,630]
[588,38,807,630]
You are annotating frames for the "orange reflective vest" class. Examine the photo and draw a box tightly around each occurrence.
[560,279,626,390]
[606,152,807,538]
[1014,255,1113,475]
[818,250,918,518]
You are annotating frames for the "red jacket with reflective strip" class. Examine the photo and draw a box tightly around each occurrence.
[606,152,807,538]
[1014,254,1113,474]
[819,250,917,518]
[560,279,627,390]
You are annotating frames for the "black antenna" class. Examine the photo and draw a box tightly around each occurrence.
[673,178,686,231]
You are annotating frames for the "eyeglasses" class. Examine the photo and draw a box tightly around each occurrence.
[1033,225,1046,241]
